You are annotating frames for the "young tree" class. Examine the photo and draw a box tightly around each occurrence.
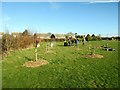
[34,33,37,39]
[65,34,68,39]
[47,32,52,36]
[85,34,92,41]
[2,34,12,53]
[89,45,95,55]
[97,34,102,41]
[22,29,30,36]
[91,34,97,41]
[67,32,74,37]
[75,33,77,39]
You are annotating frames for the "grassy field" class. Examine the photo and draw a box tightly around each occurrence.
[2,40,119,88]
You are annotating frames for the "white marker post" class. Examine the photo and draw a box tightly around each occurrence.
[35,48,37,61]
[35,40,39,61]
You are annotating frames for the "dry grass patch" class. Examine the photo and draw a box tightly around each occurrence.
[85,54,104,59]
[23,60,49,68]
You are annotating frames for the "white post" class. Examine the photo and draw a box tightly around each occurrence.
[51,42,53,47]
[35,48,37,61]
[46,43,48,51]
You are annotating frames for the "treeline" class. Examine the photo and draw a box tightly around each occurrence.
[1,30,119,54]
[85,34,102,41]
[71,34,101,41]
[66,33,120,41]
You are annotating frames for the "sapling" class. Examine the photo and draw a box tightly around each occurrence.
[35,39,39,61]
[89,45,95,55]
[46,42,49,51]
[35,48,37,61]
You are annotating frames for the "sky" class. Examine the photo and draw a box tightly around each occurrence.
[1,1,118,36]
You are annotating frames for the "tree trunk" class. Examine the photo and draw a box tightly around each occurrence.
[35,48,37,61]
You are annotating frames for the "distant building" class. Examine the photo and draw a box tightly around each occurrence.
[0,35,2,39]
[0,32,4,39]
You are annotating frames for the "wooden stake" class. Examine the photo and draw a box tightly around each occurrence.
[46,43,48,51]
[35,48,37,61]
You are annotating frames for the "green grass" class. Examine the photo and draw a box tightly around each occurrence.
[2,40,119,88]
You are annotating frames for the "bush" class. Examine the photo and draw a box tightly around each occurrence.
[2,30,34,53]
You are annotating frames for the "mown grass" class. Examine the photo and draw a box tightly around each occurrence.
[2,40,119,88]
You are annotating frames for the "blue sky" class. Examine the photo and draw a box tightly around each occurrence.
[2,2,118,36]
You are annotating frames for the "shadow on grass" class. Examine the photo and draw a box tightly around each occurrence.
[57,44,65,47]
[25,56,33,61]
